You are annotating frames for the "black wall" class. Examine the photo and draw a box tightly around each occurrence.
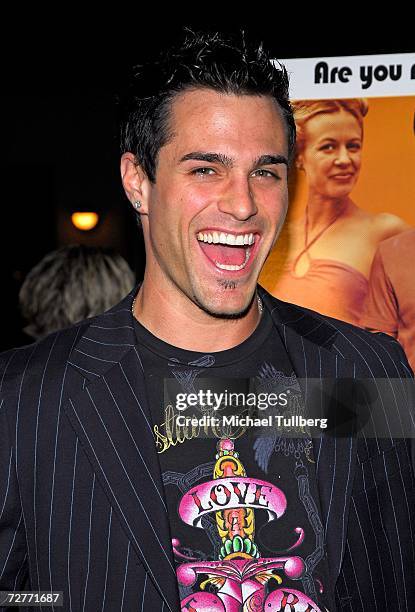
[1,19,412,350]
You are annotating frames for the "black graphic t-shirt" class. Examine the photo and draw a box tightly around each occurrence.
[134,305,333,611]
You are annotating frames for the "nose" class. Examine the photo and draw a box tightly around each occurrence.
[217,176,258,221]
[334,145,352,166]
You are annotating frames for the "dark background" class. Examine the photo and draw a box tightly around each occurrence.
[1,16,413,350]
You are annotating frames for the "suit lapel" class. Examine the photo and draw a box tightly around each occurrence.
[260,288,359,584]
[63,290,180,612]
[62,285,359,603]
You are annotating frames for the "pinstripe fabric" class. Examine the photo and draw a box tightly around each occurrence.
[0,286,414,611]
[260,289,415,611]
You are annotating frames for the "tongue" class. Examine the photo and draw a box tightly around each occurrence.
[199,242,248,266]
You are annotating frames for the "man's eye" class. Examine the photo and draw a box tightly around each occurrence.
[252,169,278,179]
[191,167,215,176]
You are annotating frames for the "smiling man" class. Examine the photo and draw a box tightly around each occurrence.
[0,31,414,612]
[122,88,289,348]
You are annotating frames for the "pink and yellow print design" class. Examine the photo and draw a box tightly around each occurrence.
[174,438,322,611]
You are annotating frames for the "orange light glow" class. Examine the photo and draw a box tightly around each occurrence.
[71,212,99,231]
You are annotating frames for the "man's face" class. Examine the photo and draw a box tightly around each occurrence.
[141,89,289,317]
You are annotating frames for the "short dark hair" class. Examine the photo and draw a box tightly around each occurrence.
[119,29,296,183]
[19,245,136,339]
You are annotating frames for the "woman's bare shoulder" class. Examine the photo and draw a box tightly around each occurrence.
[371,211,411,239]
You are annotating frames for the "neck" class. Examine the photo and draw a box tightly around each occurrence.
[305,193,352,232]
[133,273,262,352]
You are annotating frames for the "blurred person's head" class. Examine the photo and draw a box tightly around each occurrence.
[19,245,136,339]
[293,99,368,200]
[119,30,294,319]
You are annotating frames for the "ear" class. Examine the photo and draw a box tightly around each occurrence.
[295,153,304,171]
[120,152,151,215]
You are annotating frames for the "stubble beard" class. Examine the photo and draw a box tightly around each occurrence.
[191,277,256,320]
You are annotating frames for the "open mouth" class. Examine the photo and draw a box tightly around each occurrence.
[197,231,257,272]
[332,173,354,180]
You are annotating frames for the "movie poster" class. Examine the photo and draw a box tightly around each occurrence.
[260,53,415,368]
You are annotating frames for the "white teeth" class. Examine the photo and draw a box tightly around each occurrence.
[216,263,241,271]
[197,231,256,246]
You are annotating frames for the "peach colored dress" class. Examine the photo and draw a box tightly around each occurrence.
[360,229,415,371]
[273,257,369,326]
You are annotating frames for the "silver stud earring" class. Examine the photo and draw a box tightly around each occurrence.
[133,200,142,210]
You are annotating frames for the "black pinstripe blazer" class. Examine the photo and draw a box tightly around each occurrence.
[0,286,414,611]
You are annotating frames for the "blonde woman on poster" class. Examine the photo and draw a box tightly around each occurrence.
[264,99,410,325]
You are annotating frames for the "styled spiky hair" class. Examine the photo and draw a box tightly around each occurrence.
[119,29,295,183]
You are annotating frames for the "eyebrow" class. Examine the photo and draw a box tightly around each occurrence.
[254,154,288,167]
[179,152,288,168]
[318,136,362,143]
[180,152,234,167]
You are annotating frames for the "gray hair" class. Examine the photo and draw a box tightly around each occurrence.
[19,245,136,339]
